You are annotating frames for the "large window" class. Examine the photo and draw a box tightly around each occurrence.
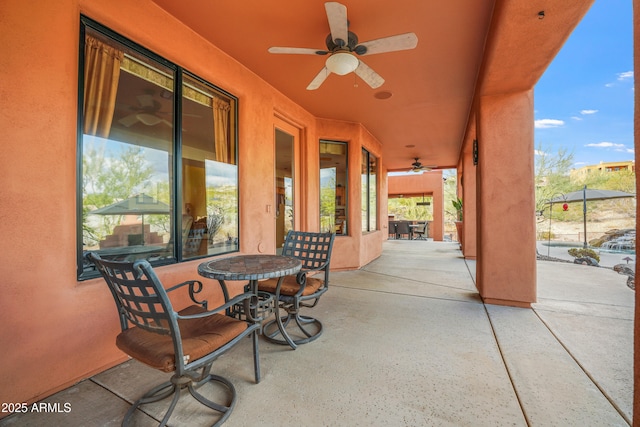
[78,18,238,279]
[320,140,348,235]
[361,149,378,232]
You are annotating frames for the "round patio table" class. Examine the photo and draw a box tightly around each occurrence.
[198,254,301,283]
[198,255,302,343]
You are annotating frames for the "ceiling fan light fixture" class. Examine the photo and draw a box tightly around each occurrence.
[325,52,359,75]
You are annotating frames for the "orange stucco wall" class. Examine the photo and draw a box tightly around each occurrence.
[387,172,445,241]
[0,0,383,407]
[315,119,385,269]
[475,90,537,307]
[457,116,478,259]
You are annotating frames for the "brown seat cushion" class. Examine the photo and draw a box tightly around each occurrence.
[258,275,324,296]
[116,305,248,373]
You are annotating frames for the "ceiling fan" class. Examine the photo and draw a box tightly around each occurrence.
[119,94,172,128]
[268,2,418,90]
[410,158,434,173]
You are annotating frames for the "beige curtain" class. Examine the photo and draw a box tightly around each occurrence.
[83,35,123,138]
[213,96,231,163]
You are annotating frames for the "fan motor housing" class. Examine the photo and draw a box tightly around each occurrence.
[325,31,362,53]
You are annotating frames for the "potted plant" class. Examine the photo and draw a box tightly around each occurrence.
[452,197,463,246]
[452,197,463,221]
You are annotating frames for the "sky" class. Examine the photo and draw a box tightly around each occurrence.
[534,0,634,168]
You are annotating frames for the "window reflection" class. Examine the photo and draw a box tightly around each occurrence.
[79,21,239,278]
[182,75,238,258]
[320,141,348,235]
[361,148,378,232]
[81,29,174,274]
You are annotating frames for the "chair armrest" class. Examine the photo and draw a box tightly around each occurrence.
[285,266,329,297]
[176,291,254,320]
[165,280,208,309]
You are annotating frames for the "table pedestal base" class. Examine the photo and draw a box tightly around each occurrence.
[262,312,323,350]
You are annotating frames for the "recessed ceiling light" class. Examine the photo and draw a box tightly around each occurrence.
[374,91,393,100]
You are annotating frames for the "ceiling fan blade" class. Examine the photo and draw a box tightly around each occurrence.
[325,2,348,47]
[118,114,139,127]
[268,47,328,55]
[354,60,384,89]
[136,94,155,108]
[306,67,331,90]
[356,32,418,56]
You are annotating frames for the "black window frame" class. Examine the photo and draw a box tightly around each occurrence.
[77,16,240,280]
[319,139,349,236]
[361,148,378,233]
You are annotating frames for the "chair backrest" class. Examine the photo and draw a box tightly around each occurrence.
[416,222,427,232]
[396,221,411,235]
[87,252,178,337]
[282,231,335,275]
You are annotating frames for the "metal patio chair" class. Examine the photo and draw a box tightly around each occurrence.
[388,220,398,239]
[86,252,261,427]
[412,222,428,240]
[258,231,335,349]
[396,221,411,239]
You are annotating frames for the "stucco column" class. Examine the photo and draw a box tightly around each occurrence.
[431,179,444,241]
[476,90,536,307]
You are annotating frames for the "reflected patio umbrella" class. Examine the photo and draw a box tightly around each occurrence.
[90,194,170,245]
[548,185,635,248]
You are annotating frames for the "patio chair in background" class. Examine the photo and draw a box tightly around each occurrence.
[388,220,398,239]
[412,222,428,240]
[86,252,261,426]
[396,221,411,239]
[258,231,335,349]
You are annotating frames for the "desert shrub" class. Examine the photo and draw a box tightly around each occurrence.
[539,231,555,240]
[567,248,600,263]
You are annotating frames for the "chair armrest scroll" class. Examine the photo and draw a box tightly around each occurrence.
[176,291,254,320]
[166,280,208,309]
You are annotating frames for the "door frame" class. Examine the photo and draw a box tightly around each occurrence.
[274,114,303,248]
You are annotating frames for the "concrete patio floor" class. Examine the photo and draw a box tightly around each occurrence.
[1,240,633,426]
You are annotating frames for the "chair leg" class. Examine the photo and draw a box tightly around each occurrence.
[263,311,298,349]
[262,310,323,349]
[122,372,237,427]
[123,380,176,426]
[252,329,261,383]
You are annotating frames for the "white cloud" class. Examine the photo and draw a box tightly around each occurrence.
[617,71,634,81]
[534,119,564,129]
[534,150,547,156]
[585,142,625,149]
[580,109,598,115]
[571,116,582,121]
[605,83,615,88]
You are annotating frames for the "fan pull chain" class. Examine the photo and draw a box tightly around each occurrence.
[353,73,358,88]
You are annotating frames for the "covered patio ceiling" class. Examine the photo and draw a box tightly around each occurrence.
[151,0,593,172]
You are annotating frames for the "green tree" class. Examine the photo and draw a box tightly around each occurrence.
[388,196,432,221]
[575,169,635,193]
[319,175,337,232]
[83,144,155,246]
[443,170,458,224]
[535,145,574,214]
